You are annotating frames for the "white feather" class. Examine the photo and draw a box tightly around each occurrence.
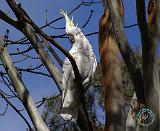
[60,11,97,121]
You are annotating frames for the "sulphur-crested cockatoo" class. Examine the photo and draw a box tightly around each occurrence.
[60,10,97,121]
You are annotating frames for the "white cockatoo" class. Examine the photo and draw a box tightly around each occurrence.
[60,10,97,121]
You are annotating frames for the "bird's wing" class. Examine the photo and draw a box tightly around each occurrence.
[82,55,97,87]
[76,43,97,87]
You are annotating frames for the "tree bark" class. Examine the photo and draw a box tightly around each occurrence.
[99,1,125,130]
[105,0,145,103]
[101,0,149,130]
[136,0,160,130]
[0,37,49,131]
[126,93,136,131]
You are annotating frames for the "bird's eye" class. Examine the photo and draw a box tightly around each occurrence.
[75,31,80,36]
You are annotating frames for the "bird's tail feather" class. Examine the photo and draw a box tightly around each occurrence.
[60,106,79,121]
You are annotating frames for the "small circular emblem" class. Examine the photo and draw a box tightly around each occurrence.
[136,108,155,127]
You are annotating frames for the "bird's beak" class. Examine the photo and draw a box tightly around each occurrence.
[60,9,74,27]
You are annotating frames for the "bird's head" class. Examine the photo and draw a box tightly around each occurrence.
[60,10,80,37]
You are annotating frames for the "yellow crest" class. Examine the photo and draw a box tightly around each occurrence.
[60,9,74,27]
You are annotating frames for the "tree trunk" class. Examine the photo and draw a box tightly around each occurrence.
[99,1,125,130]
[105,0,145,103]
[126,93,136,131]
[136,0,160,130]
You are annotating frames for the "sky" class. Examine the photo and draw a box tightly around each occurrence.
[0,0,149,130]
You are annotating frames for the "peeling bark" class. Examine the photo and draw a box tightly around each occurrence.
[136,0,160,130]
[101,0,146,130]
[105,0,145,103]
[99,1,125,130]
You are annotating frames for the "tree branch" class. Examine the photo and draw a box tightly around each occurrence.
[3,0,94,130]
[0,10,20,30]
[136,0,160,129]
[39,34,63,67]
[9,1,92,129]
[0,37,49,131]
[0,91,32,130]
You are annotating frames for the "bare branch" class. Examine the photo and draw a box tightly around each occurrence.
[39,35,63,67]
[10,46,33,56]
[7,1,91,127]
[16,63,43,71]
[0,91,32,130]
[22,23,63,91]
[0,37,49,131]
[0,103,8,116]
[1,73,18,98]
[18,70,52,78]
[0,10,20,30]
[35,94,61,108]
